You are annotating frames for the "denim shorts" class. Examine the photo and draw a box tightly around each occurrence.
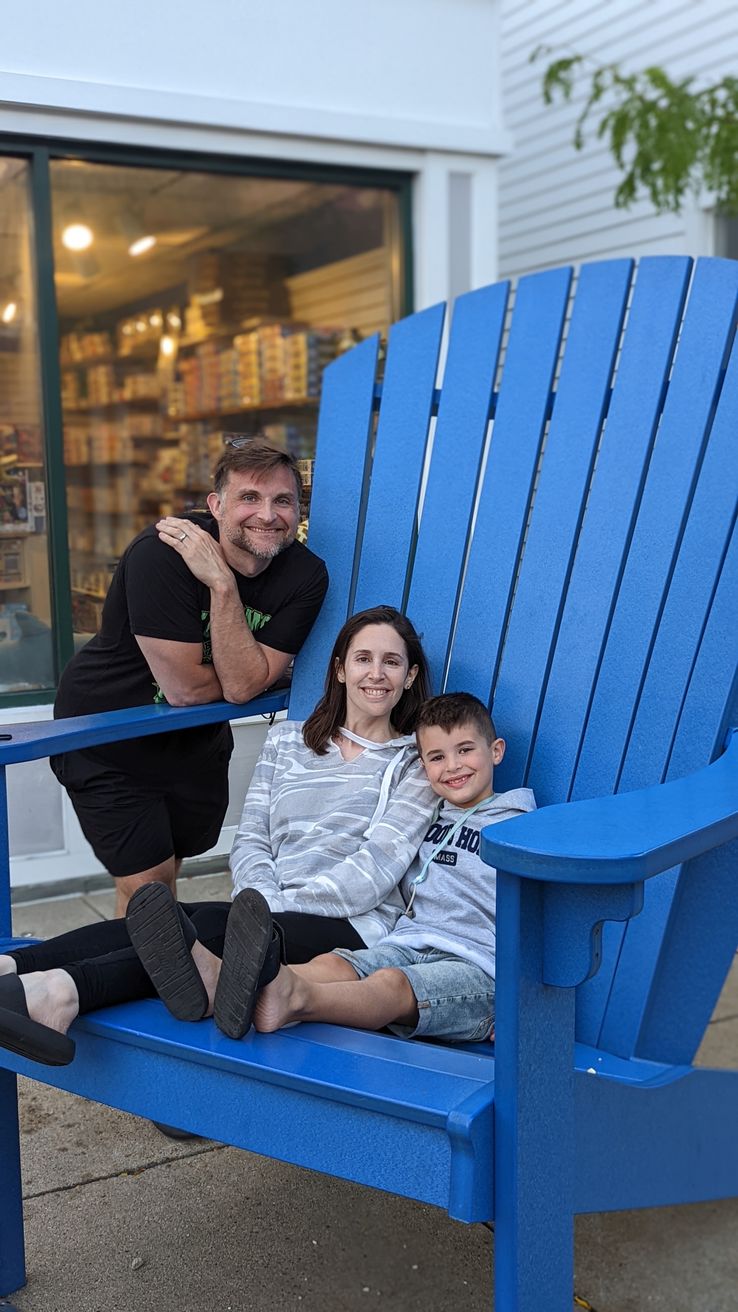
[333,942,495,1043]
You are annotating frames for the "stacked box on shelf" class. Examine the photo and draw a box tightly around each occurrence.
[137,445,188,506]
[178,422,210,491]
[262,422,316,461]
[61,331,112,365]
[283,330,338,401]
[217,348,242,412]
[90,430,135,463]
[0,539,24,584]
[165,379,187,419]
[233,331,261,406]
[61,371,81,409]
[258,324,296,404]
[121,372,160,401]
[64,426,90,465]
[188,252,289,335]
[128,412,161,438]
[86,365,116,407]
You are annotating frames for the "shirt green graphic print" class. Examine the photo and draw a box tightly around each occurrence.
[151,604,272,703]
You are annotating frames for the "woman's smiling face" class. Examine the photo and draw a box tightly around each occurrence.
[337,623,418,730]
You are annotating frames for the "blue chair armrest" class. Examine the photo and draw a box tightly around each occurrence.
[0,691,289,766]
[481,728,738,884]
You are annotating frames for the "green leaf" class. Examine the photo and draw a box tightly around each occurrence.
[537,50,738,215]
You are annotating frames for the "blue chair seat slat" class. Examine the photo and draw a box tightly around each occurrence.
[525,257,692,807]
[405,282,509,689]
[491,259,633,792]
[445,267,572,701]
[571,258,738,804]
[74,1004,492,1123]
[288,336,379,720]
[352,303,445,614]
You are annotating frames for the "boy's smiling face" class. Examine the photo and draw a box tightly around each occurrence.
[418,721,505,809]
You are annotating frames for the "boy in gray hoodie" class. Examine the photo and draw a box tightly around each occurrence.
[251,693,535,1044]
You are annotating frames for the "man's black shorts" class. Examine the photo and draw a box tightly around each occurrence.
[50,733,232,879]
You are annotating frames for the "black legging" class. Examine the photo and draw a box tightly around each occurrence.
[6,901,365,1015]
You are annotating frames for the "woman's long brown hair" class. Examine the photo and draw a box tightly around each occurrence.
[302,606,431,755]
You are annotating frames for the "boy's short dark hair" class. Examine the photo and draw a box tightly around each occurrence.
[212,440,303,501]
[415,692,497,746]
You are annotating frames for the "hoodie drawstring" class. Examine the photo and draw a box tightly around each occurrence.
[404,795,493,918]
[336,727,417,838]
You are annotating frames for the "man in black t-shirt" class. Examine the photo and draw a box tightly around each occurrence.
[52,442,328,916]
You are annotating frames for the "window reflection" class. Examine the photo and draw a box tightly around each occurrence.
[51,162,402,640]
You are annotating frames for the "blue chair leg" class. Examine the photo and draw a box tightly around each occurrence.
[0,1067,26,1296]
[493,872,575,1312]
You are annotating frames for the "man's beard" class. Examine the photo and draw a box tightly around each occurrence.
[226,524,295,561]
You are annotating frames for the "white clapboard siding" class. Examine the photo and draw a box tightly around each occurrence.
[499,0,738,278]
[286,249,395,339]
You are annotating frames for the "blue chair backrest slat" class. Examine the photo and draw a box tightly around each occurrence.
[624,314,738,791]
[570,258,738,804]
[490,259,633,794]
[288,336,380,720]
[523,256,693,806]
[352,303,445,614]
[445,267,572,702]
[597,501,738,1062]
[568,258,738,1052]
[405,282,509,691]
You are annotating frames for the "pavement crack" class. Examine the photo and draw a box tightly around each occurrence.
[23,1141,228,1201]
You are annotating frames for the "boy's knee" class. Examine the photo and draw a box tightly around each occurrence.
[376,967,414,996]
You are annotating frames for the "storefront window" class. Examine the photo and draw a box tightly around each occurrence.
[50,161,403,640]
[0,158,54,693]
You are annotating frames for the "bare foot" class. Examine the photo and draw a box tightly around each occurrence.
[20,969,79,1035]
[191,940,221,1017]
[253,965,310,1033]
[0,954,18,976]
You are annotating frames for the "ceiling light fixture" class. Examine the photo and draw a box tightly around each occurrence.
[62,222,94,252]
[1,301,17,325]
[128,233,157,257]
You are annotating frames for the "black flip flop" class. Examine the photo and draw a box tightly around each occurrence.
[214,889,277,1039]
[0,974,75,1067]
[126,883,208,1022]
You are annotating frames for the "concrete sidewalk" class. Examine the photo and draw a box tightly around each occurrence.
[6,872,738,1312]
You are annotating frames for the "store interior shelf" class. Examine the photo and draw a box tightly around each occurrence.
[63,399,162,413]
[0,579,29,590]
[65,460,148,469]
[165,399,319,423]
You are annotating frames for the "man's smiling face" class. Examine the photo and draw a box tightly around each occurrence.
[209,467,300,570]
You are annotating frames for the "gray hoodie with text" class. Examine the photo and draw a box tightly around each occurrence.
[382,788,537,980]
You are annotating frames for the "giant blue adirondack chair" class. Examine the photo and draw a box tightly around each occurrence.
[1,255,737,1311]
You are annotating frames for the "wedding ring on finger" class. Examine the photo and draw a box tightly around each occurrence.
[179,531,188,542]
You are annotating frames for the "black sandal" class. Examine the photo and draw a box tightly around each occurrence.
[126,883,208,1022]
[0,974,75,1067]
[214,890,284,1039]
